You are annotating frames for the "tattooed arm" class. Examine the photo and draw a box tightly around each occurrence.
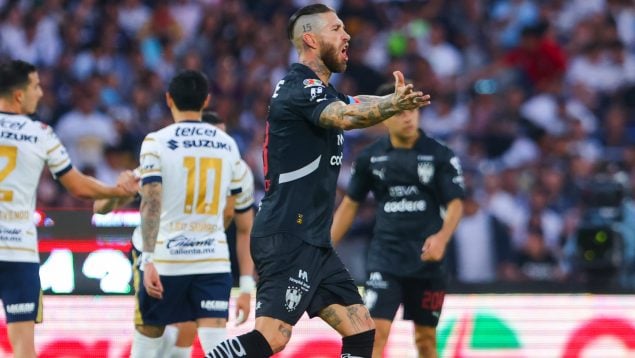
[140,182,162,253]
[319,71,430,130]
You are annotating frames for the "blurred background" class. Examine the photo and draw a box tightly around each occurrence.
[1,0,635,356]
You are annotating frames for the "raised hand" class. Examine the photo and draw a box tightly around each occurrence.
[391,71,431,111]
[116,170,140,196]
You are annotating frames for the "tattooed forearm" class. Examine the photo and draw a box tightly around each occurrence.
[352,95,381,103]
[140,182,162,252]
[319,95,398,130]
[320,306,343,328]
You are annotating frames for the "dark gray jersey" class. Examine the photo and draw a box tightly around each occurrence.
[252,64,352,247]
[347,131,465,276]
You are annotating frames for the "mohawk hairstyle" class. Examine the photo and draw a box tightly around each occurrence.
[287,3,334,41]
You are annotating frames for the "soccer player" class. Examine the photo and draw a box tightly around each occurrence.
[130,70,245,357]
[206,4,430,358]
[0,59,134,358]
[331,83,465,358]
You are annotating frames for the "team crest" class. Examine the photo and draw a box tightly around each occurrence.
[418,162,434,184]
[363,289,378,310]
[303,78,324,88]
[285,286,302,312]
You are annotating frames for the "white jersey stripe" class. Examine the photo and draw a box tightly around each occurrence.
[279,155,321,184]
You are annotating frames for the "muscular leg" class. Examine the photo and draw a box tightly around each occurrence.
[319,303,375,336]
[371,319,392,358]
[414,324,437,358]
[254,316,293,353]
[7,321,36,358]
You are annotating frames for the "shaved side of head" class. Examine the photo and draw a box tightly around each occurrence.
[287,4,335,51]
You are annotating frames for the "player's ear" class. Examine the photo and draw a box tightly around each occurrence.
[302,32,319,50]
[165,92,173,109]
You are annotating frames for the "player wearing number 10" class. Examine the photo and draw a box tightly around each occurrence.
[130,70,245,357]
[0,59,135,358]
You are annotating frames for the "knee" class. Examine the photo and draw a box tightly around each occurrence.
[414,328,436,355]
[135,324,165,338]
[267,328,292,353]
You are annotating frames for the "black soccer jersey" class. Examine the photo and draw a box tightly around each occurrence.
[252,63,352,247]
[347,130,465,277]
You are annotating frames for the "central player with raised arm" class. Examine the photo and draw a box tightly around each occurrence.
[207,4,431,358]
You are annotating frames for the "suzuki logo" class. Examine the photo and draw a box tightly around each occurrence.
[167,139,178,150]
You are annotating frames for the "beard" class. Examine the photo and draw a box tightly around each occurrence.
[320,40,347,73]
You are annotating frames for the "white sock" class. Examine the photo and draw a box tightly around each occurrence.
[169,346,192,358]
[158,325,179,356]
[197,327,227,354]
[130,330,162,358]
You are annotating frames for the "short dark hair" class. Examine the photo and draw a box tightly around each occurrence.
[0,60,36,97]
[287,4,334,41]
[167,70,209,111]
[201,110,224,125]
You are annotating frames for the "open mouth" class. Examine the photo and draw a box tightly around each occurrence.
[341,46,349,61]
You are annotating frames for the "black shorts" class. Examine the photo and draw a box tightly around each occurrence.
[0,261,43,323]
[363,271,446,327]
[251,233,363,325]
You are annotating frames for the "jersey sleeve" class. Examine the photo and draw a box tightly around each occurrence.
[42,124,72,178]
[227,141,243,197]
[139,134,162,185]
[289,79,346,126]
[435,147,466,204]
[346,151,372,203]
[234,160,255,213]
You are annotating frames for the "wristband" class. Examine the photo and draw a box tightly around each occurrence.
[239,275,255,294]
[140,252,154,267]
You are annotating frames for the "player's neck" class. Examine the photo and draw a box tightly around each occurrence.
[390,132,419,149]
[300,56,331,85]
[172,110,202,123]
[0,99,22,114]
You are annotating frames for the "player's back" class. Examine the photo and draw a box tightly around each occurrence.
[139,121,242,275]
[0,113,71,263]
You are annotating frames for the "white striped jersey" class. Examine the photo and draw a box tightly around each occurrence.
[234,159,255,213]
[139,121,242,276]
[0,113,72,263]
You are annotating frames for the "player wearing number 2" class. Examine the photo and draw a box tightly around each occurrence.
[331,83,465,358]
[0,59,134,358]
[130,70,245,357]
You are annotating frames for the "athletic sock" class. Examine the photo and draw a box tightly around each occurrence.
[158,325,179,355]
[197,327,227,354]
[130,330,162,358]
[169,346,192,358]
[205,330,273,358]
[341,329,375,358]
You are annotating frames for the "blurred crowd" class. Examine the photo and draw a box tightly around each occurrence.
[1,0,634,289]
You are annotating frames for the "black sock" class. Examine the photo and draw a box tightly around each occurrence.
[205,330,274,358]
[341,329,375,358]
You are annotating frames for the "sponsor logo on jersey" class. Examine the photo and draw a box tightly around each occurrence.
[309,86,324,101]
[370,156,388,163]
[6,302,35,314]
[183,140,230,150]
[166,235,214,249]
[0,117,26,130]
[0,131,37,143]
[383,198,426,213]
[388,185,419,197]
[372,168,385,180]
[167,139,178,150]
[330,154,343,166]
[175,127,217,137]
[303,78,324,88]
[417,162,434,184]
[200,300,229,311]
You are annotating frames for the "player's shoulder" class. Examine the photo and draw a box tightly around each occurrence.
[363,136,391,157]
[417,131,455,156]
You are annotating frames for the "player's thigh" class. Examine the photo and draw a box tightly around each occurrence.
[402,275,447,327]
[0,262,43,324]
[363,271,402,323]
[251,235,323,325]
[190,272,232,324]
[135,274,194,328]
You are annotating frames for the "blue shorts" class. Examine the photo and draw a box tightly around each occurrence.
[132,252,232,326]
[0,261,43,323]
